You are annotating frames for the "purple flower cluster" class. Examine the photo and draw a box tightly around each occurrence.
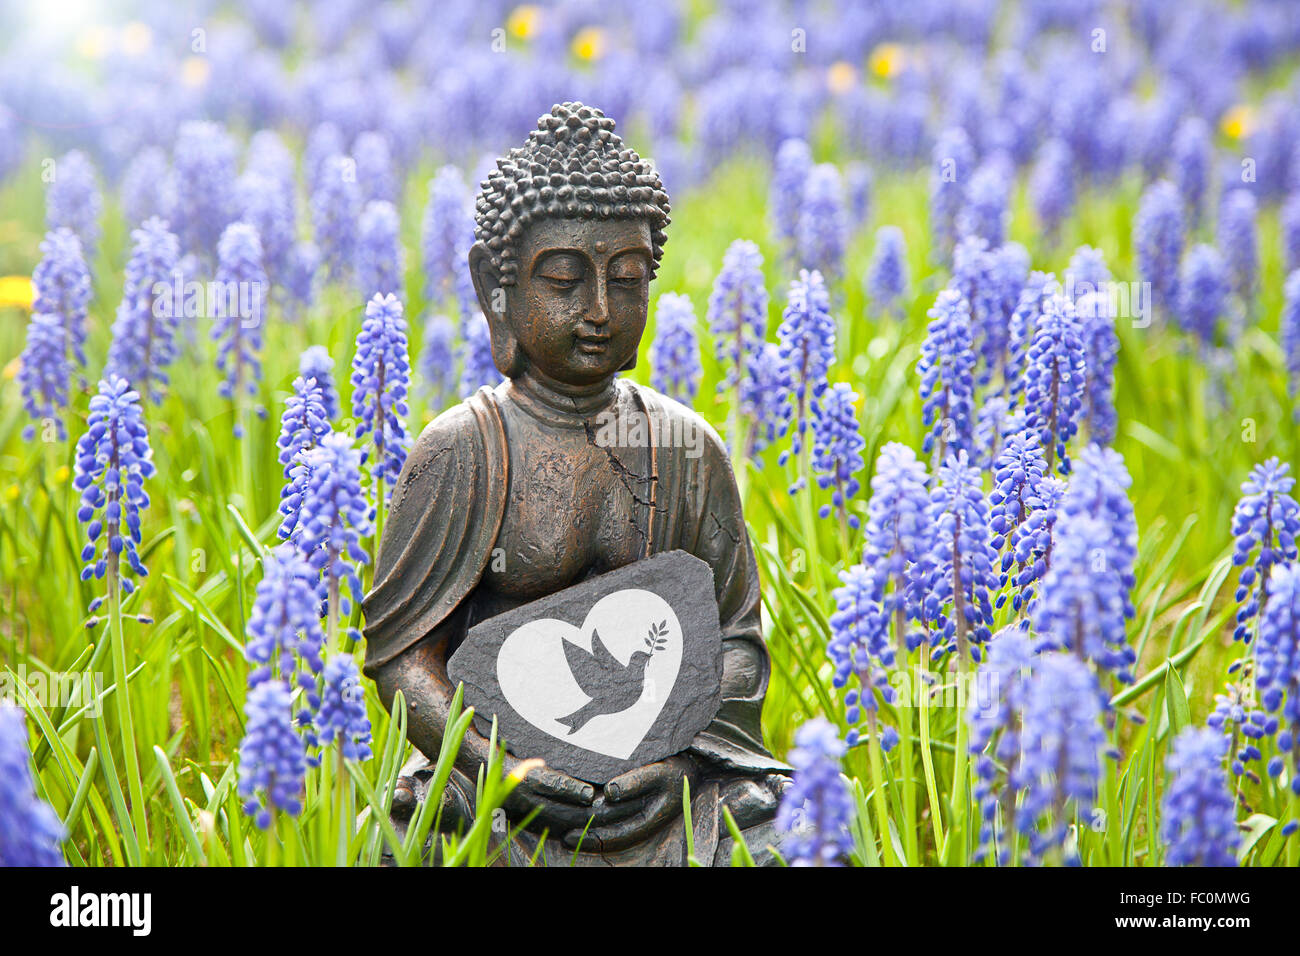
[708,239,768,391]
[1177,244,1231,348]
[18,314,70,441]
[1230,458,1300,644]
[245,548,325,696]
[73,377,155,610]
[927,451,998,661]
[106,218,182,404]
[775,718,854,866]
[419,313,458,411]
[1254,563,1300,797]
[777,269,836,461]
[350,293,412,492]
[739,342,792,462]
[276,374,332,542]
[1022,292,1086,474]
[356,200,404,298]
[649,292,703,407]
[172,122,238,261]
[311,153,361,282]
[212,222,268,431]
[421,166,474,315]
[770,138,812,254]
[293,431,372,617]
[317,655,373,761]
[828,563,894,745]
[917,289,975,459]
[1161,727,1240,867]
[299,345,340,421]
[0,706,65,866]
[863,442,936,651]
[238,680,308,829]
[46,150,102,257]
[31,228,91,370]
[1217,188,1258,306]
[867,226,908,314]
[796,164,848,285]
[811,383,865,528]
[1134,180,1185,315]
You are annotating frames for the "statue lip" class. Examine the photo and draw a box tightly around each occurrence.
[574,331,611,353]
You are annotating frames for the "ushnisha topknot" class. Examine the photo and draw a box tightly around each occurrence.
[473,102,671,286]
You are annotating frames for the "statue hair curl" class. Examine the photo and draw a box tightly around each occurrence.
[473,102,671,286]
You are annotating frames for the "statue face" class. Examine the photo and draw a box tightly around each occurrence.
[505,217,653,386]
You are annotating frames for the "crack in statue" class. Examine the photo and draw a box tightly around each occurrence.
[362,102,791,866]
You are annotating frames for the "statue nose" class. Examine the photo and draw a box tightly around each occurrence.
[589,278,610,327]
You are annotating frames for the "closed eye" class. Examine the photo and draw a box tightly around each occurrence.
[542,275,581,289]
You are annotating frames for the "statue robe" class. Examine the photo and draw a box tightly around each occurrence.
[362,378,789,864]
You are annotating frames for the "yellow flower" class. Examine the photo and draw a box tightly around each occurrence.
[572,26,606,61]
[2,357,18,381]
[120,21,153,56]
[55,466,71,484]
[828,61,857,95]
[507,5,541,40]
[869,42,905,79]
[4,485,19,502]
[75,26,113,60]
[181,56,211,88]
[1221,104,1255,140]
[0,275,33,310]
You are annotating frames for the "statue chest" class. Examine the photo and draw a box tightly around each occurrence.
[482,419,649,600]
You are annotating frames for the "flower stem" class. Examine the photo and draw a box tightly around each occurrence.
[917,640,944,852]
[108,556,149,852]
[894,607,918,865]
[865,711,898,866]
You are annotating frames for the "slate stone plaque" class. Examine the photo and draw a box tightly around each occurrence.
[448,550,724,784]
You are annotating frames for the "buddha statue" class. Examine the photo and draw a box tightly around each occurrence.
[362,102,790,866]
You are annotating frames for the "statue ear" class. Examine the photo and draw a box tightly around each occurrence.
[618,349,637,372]
[469,241,525,378]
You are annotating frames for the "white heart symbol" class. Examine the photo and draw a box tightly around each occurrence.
[495,588,681,759]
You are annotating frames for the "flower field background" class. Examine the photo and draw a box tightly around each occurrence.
[1,0,1300,867]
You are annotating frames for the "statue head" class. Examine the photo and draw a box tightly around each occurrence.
[469,102,671,387]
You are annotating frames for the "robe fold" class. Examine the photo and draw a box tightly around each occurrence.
[363,378,788,783]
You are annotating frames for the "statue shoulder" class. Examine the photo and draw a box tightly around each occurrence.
[392,391,504,507]
[622,380,730,465]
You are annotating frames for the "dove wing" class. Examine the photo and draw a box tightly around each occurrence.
[561,637,605,697]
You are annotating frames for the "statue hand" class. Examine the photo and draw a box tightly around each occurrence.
[564,755,698,852]
[503,758,599,832]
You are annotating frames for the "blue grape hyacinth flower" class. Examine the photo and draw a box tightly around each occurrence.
[317,655,373,762]
[1283,270,1300,407]
[351,292,412,494]
[796,163,849,287]
[738,341,792,463]
[828,563,896,747]
[0,706,65,866]
[312,153,361,283]
[1033,512,1137,683]
[918,288,976,461]
[238,680,308,830]
[863,442,936,651]
[1013,653,1107,864]
[707,239,768,393]
[31,227,91,370]
[810,382,866,530]
[1134,179,1185,315]
[1255,562,1300,795]
[929,126,975,259]
[1218,188,1258,307]
[649,292,703,408]
[1230,458,1300,644]
[419,313,458,412]
[45,149,102,257]
[73,376,156,613]
[775,718,854,867]
[421,165,474,311]
[867,226,909,315]
[235,170,295,284]
[212,222,268,434]
[356,199,404,299]
[172,121,238,262]
[1172,116,1213,228]
[1161,726,1241,867]
[299,345,339,422]
[770,138,812,255]
[294,431,373,618]
[927,451,998,661]
[776,269,836,462]
[1177,243,1232,348]
[106,217,182,404]
[1023,292,1086,474]
[1075,290,1119,446]
[18,313,71,441]
[458,312,502,399]
[276,374,332,543]
[245,547,326,699]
